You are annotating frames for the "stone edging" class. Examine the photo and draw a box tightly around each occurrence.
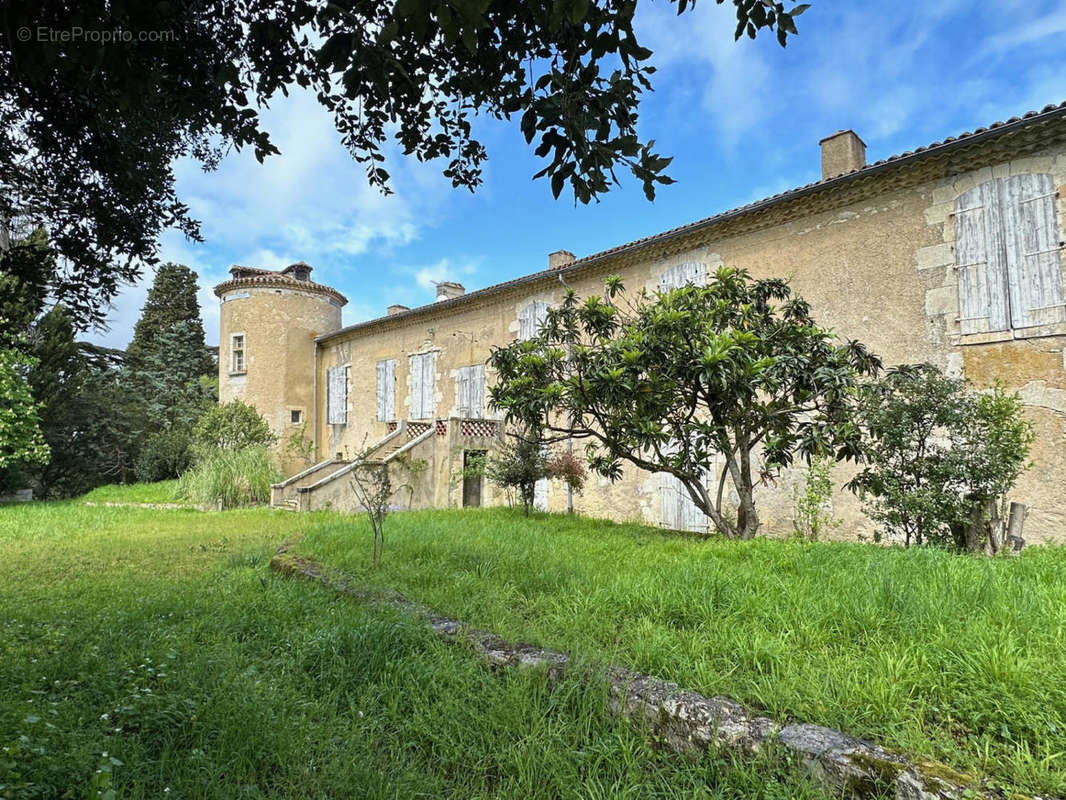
[270,543,1059,800]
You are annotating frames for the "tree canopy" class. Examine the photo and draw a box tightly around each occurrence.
[489,268,880,539]
[1,0,810,327]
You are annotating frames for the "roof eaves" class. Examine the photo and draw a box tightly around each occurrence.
[316,101,1066,345]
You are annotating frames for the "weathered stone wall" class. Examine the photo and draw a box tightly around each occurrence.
[218,285,342,473]
[310,141,1066,543]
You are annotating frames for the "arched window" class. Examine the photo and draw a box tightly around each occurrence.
[955,174,1064,333]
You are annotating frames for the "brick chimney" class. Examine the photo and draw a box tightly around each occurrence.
[819,130,866,179]
[548,250,576,270]
[435,281,465,301]
[387,304,410,316]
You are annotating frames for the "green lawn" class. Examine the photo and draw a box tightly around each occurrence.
[296,508,1066,797]
[80,480,184,505]
[0,497,828,799]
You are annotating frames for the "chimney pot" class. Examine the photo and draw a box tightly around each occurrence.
[819,130,866,179]
[435,281,465,301]
[549,250,576,270]
[387,304,410,316]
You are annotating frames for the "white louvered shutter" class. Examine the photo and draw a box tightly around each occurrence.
[470,364,485,417]
[457,367,471,416]
[376,360,395,421]
[658,262,708,291]
[519,301,550,341]
[409,353,436,419]
[955,181,1010,333]
[1000,173,1065,328]
[409,354,424,419]
[327,366,348,424]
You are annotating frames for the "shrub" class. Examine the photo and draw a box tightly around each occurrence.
[486,433,548,515]
[177,446,280,507]
[546,450,587,494]
[847,364,1033,550]
[134,428,194,482]
[193,400,275,454]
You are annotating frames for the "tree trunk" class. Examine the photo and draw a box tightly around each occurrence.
[1006,501,1028,552]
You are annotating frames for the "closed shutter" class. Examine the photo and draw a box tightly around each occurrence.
[421,352,436,418]
[470,364,485,417]
[457,367,471,416]
[1000,173,1065,328]
[376,360,395,421]
[519,301,549,341]
[409,354,424,419]
[658,262,708,291]
[658,438,711,534]
[456,364,485,417]
[534,476,548,512]
[955,181,1010,333]
[327,366,348,424]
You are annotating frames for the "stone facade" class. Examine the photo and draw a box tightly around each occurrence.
[214,263,346,474]
[220,104,1066,543]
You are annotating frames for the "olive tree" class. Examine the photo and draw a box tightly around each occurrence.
[489,268,880,539]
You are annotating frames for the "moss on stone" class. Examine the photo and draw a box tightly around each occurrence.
[913,758,977,791]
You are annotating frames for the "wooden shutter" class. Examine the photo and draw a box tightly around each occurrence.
[376,360,395,421]
[470,364,485,417]
[457,367,471,416]
[421,352,436,419]
[409,354,424,419]
[327,366,347,424]
[955,181,1010,333]
[659,262,708,291]
[519,301,549,341]
[534,476,548,511]
[1000,173,1065,328]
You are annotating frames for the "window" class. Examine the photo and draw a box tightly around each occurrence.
[409,352,436,419]
[658,262,708,291]
[518,301,550,341]
[456,364,486,418]
[290,409,303,425]
[327,366,348,424]
[955,174,1065,334]
[230,334,246,374]
[376,359,396,421]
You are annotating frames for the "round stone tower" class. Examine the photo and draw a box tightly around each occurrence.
[213,262,346,471]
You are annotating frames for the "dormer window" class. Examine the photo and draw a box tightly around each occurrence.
[955,174,1064,333]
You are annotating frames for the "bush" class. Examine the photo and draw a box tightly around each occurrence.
[134,428,194,482]
[486,433,548,515]
[193,400,275,454]
[177,446,280,507]
[848,364,1033,550]
[546,450,586,494]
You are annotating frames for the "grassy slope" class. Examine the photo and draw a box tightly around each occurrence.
[0,500,827,799]
[297,508,1066,797]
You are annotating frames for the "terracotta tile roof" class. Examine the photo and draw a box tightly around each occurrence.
[318,101,1066,343]
[214,264,348,306]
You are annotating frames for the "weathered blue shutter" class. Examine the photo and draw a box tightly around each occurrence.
[421,352,436,418]
[470,364,485,417]
[1000,173,1065,328]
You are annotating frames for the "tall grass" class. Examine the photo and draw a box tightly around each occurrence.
[176,446,280,507]
[0,502,828,798]
[297,508,1066,797]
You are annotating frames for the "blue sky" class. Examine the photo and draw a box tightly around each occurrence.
[86,0,1066,348]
